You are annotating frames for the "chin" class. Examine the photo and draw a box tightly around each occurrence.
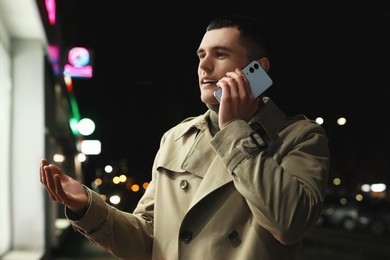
[201,94,219,105]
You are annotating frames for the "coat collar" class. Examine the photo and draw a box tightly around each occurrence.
[172,110,211,141]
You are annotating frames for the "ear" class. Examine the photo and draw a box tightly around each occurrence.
[257,58,270,72]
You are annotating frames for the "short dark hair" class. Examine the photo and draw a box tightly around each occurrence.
[206,14,271,61]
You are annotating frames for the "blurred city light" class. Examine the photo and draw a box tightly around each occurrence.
[112,176,119,184]
[361,183,387,193]
[63,47,93,78]
[337,117,347,126]
[53,153,65,163]
[109,195,120,205]
[94,178,102,186]
[371,183,386,193]
[104,165,113,173]
[80,140,101,155]
[77,118,95,136]
[44,0,56,25]
[131,184,140,192]
[361,184,371,192]
[315,117,324,125]
[332,178,341,186]
[77,153,86,162]
[119,174,127,182]
[355,194,363,201]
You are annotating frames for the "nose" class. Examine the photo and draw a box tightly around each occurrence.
[199,56,213,72]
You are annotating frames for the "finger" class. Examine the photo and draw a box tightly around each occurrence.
[228,70,251,99]
[53,173,66,205]
[40,160,64,202]
[234,68,250,85]
[50,164,70,203]
[45,186,58,202]
[40,159,49,184]
[218,76,237,101]
[44,165,61,201]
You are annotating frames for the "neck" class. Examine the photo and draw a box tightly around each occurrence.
[206,104,220,136]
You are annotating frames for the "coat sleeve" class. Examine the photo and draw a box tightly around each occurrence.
[210,117,330,245]
[67,182,155,260]
[66,130,175,259]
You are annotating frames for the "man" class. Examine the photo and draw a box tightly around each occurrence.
[40,14,330,260]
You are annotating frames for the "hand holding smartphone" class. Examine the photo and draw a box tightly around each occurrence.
[213,60,273,102]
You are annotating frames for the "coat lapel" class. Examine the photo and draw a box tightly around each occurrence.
[181,123,233,209]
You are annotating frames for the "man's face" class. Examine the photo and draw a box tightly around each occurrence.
[197,27,249,106]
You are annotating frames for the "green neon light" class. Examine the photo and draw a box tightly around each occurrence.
[68,90,81,137]
[69,117,79,136]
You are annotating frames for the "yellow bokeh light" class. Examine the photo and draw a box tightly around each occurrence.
[94,178,102,186]
[333,178,341,186]
[113,176,120,184]
[131,184,140,192]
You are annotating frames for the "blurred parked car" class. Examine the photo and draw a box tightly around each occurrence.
[318,194,390,236]
[357,199,390,235]
[317,194,360,231]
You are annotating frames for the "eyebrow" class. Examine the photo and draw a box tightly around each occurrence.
[196,45,233,55]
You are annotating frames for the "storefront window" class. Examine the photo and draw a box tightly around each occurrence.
[0,42,12,255]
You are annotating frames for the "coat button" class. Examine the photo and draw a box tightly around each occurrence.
[180,230,193,243]
[180,179,188,190]
[228,230,239,241]
[228,230,241,247]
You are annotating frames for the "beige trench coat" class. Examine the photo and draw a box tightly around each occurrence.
[69,98,330,260]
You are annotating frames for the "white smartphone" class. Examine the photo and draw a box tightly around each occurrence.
[213,60,273,102]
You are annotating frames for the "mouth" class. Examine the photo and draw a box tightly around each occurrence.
[201,79,218,86]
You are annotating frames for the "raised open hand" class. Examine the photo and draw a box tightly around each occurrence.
[40,159,89,213]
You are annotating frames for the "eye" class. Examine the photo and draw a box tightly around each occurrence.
[197,52,205,60]
[216,51,226,58]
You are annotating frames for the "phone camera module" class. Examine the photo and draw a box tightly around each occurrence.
[249,63,259,73]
